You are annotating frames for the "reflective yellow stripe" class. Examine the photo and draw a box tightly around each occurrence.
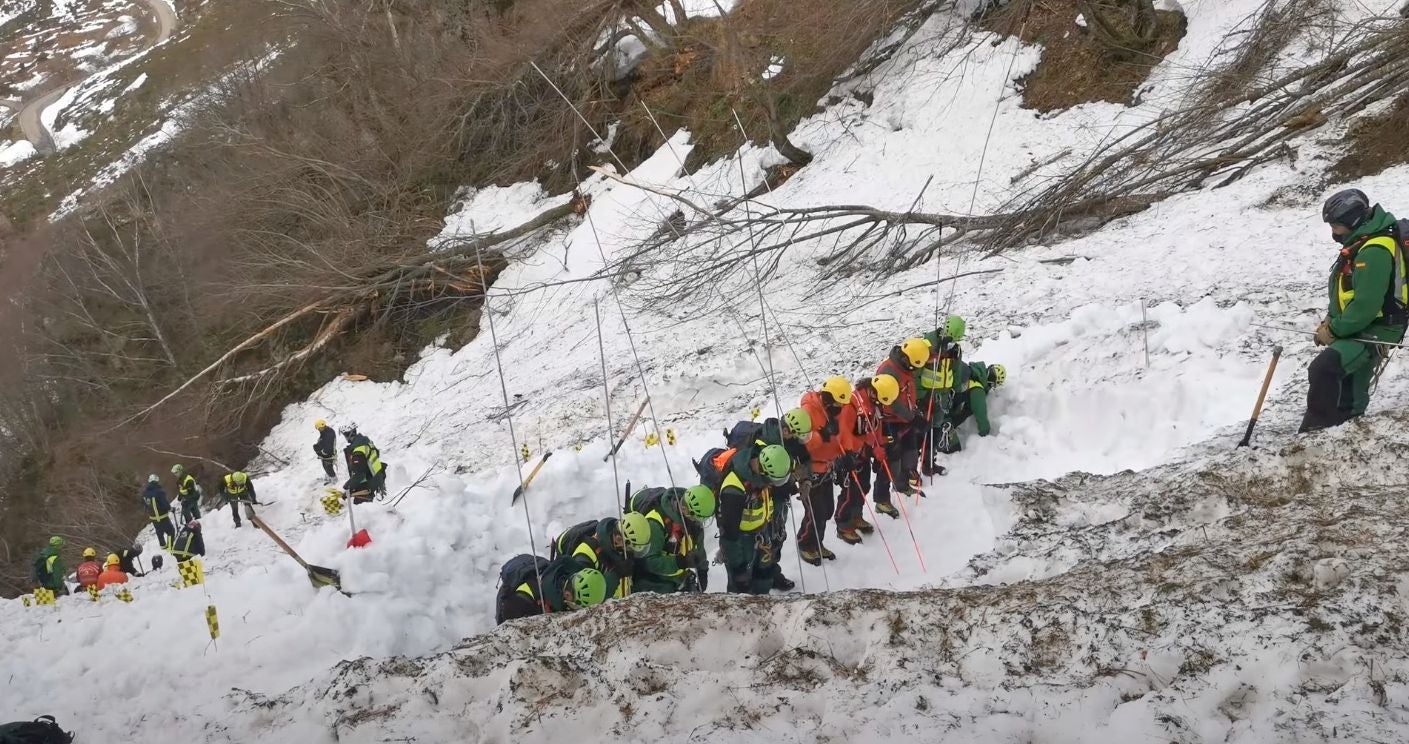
[647,509,693,557]
[224,475,247,494]
[514,581,536,599]
[968,379,984,392]
[917,359,954,391]
[355,444,385,475]
[727,470,773,533]
[1337,236,1407,316]
[571,542,599,566]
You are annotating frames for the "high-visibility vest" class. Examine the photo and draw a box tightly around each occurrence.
[223,474,249,495]
[1336,235,1409,320]
[722,471,773,533]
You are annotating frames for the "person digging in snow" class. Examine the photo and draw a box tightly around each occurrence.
[626,485,716,593]
[936,361,1007,453]
[170,520,206,564]
[219,471,258,528]
[494,554,608,624]
[341,424,387,501]
[142,474,177,549]
[1300,189,1409,432]
[313,419,338,481]
[851,373,910,520]
[550,514,652,598]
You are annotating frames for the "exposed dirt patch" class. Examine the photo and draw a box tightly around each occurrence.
[983,0,1187,113]
[1327,94,1409,184]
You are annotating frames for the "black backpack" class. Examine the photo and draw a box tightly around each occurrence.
[723,421,764,449]
[30,552,47,585]
[0,716,73,744]
[497,554,548,590]
[550,520,601,560]
[693,447,735,495]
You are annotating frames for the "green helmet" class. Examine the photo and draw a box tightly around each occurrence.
[618,512,652,555]
[233,471,249,486]
[782,408,812,439]
[171,464,184,476]
[758,445,792,482]
[49,536,64,548]
[683,485,717,520]
[944,314,966,341]
[570,568,607,608]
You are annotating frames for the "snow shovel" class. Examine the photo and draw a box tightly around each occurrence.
[249,514,345,593]
[340,488,372,549]
[511,451,552,505]
[1237,344,1283,448]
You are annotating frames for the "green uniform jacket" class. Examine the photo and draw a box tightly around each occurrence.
[39,547,64,590]
[539,556,583,613]
[962,361,993,436]
[1328,206,1405,340]
[917,333,963,402]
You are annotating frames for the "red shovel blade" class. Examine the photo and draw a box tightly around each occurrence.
[347,529,372,549]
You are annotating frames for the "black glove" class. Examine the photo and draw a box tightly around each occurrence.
[834,452,857,472]
[681,571,701,593]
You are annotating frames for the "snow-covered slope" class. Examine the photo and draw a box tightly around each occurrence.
[4,0,1409,740]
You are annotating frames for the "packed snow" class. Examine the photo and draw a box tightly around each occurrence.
[6,0,1409,741]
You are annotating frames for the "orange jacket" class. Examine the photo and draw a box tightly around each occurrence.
[97,567,128,589]
[799,391,862,472]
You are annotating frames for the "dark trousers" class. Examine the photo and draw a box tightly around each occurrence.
[180,499,201,522]
[873,423,920,504]
[1299,346,1362,433]
[229,500,254,527]
[152,516,176,548]
[835,459,870,526]
[320,457,337,479]
[796,474,835,552]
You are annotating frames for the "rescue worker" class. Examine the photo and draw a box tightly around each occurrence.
[313,419,338,480]
[550,513,652,598]
[97,554,128,589]
[874,338,930,508]
[75,548,102,590]
[796,377,863,564]
[170,520,206,564]
[142,474,176,548]
[851,372,907,519]
[219,471,258,528]
[938,361,1006,452]
[715,443,794,594]
[342,425,387,500]
[722,414,810,591]
[33,536,67,596]
[918,314,966,475]
[834,377,893,543]
[171,464,202,522]
[1301,189,1409,432]
[495,553,550,624]
[113,544,144,576]
[627,485,716,593]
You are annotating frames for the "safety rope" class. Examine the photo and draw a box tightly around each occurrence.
[529,61,681,491]
[474,242,544,596]
[595,298,624,516]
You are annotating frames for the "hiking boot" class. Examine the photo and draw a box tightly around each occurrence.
[820,546,837,561]
[876,502,900,519]
[800,549,822,566]
[772,573,796,591]
[850,517,875,534]
[836,527,863,545]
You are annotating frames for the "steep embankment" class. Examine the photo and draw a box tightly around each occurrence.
[237,418,1409,743]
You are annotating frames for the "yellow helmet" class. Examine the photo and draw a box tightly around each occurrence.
[900,337,931,368]
[821,376,853,405]
[990,364,1007,386]
[315,419,327,430]
[82,547,97,559]
[106,553,120,567]
[872,374,900,406]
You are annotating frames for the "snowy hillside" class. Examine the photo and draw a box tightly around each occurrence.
[5,0,1409,740]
